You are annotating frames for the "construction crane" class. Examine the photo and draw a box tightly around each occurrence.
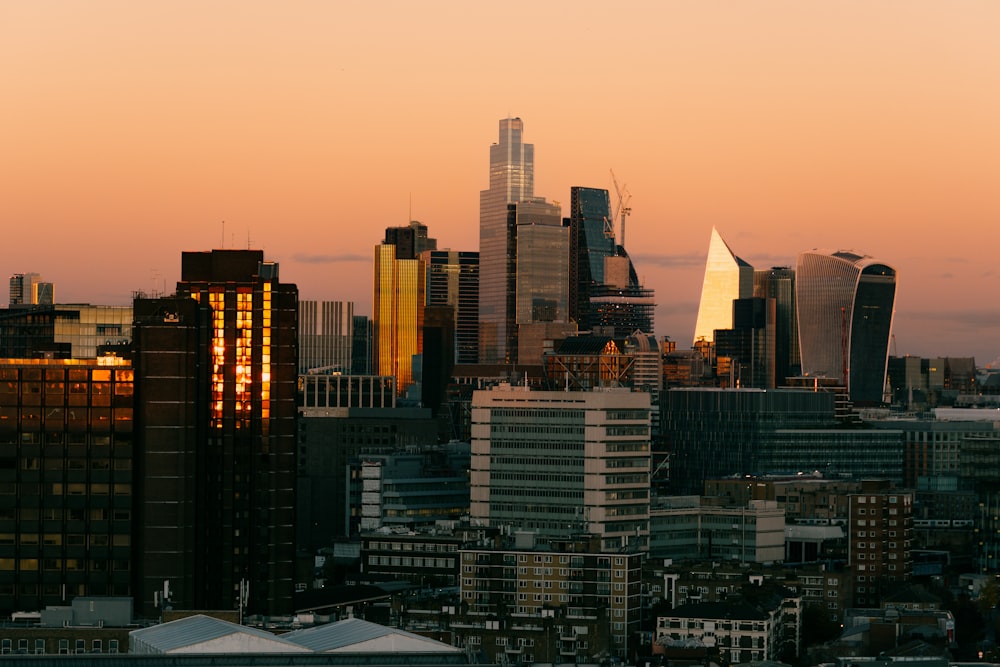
[610,169,632,247]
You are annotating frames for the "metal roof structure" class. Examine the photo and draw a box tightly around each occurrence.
[281,617,462,654]
[129,614,307,654]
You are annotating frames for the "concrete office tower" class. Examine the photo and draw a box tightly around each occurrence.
[423,250,479,365]
[132,249,298,617]
[479,117,534,364]
[754,266,800,383]
[298,300,354,374]
[470,385,650,551]
[8,272,42,306]
[374,225,429,395]
[796,250,896,405]
[693,227,754,345]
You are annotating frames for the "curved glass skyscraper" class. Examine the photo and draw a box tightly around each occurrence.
[795,250,896,404]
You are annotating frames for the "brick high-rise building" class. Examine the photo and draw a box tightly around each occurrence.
[848,479,912,607]
[132,249,298,617]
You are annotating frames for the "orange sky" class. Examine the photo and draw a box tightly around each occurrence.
[2,1,998,363]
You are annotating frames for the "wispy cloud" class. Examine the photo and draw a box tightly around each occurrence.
[292,252,369,264]
[657,301,699,316]
[896,308,1000,331]
[631,252,704,269]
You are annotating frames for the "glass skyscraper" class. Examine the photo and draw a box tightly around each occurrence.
[568,187,616,328]
[692,227,754,345]
[479,118,534,364]
[373,236,425,395]
[795,250,897,404]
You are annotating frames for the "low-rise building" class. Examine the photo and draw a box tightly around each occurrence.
[655,594,801,665]
[649,497,785,563]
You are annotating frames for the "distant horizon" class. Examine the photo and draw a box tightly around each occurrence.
[3,1,998,365]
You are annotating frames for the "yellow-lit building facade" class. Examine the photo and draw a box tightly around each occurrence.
[373,244,424,395]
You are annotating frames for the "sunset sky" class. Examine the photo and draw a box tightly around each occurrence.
[3,1,998,364]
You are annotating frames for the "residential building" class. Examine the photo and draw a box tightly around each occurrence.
[655,594,801,665]
[458,534,643,662]
[848,480,913,607]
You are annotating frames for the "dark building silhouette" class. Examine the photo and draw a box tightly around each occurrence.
[0,358,135,617]
[351,315,371,374]
[297,374,438,546]
[420,304,455,414]
[423,250,479,365]
[383,220,436,260]
[662,388,903,495]
[567,187,616,329]
[132,249,298,617]
[753,266,799,383]
[714,297,777,389]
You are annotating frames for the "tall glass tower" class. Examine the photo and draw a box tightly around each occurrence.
[479,118,534,364]
[692,227,754,345]
[796,250,896,405]
[568,187,616,329]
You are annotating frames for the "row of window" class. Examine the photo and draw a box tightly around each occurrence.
[0,638,120,654]
[0,508,130,522]
[0,482,130,496]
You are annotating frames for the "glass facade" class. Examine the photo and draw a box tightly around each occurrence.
[479,118,534,364]
[0,359,134,614]
[754,267,800,382]
[424,250,479,365]
[795,250,896,404]
[133,249,299,617]
[568,187,616,328]
[515,200,567,325]
[693,227,754,345]
[373,244,424,394]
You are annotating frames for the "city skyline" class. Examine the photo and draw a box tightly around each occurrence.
[3,1,998,364]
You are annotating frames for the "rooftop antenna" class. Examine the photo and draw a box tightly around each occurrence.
[221,221,225,249]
